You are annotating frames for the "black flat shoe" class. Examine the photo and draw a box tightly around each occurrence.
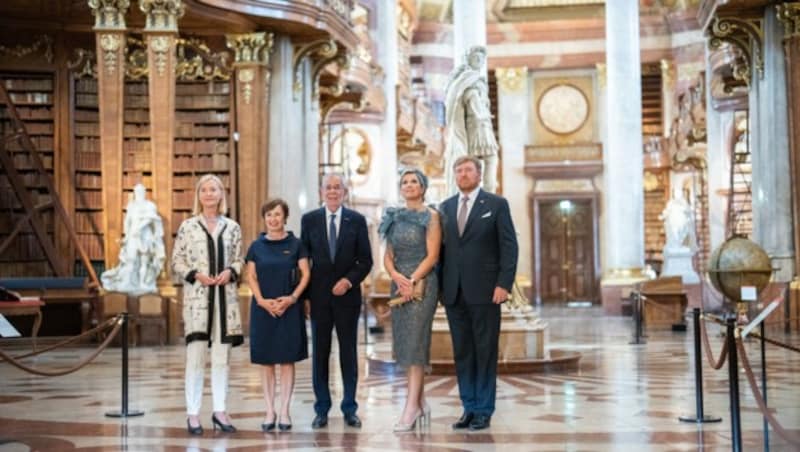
[261,417,276,432]
[211,413,237,433]
[186,418,203,435]
[468,414,491,431]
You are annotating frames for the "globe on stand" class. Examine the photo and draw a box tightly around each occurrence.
[706,236,772,322]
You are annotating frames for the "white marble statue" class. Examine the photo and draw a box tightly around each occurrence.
[660,186,697,252]
[101,183,165,295]
[444,45,499,194]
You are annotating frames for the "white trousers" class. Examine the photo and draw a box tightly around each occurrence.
[185,290,231,415]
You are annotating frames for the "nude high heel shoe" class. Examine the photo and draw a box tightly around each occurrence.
[421,403,431,426]
[393,409,422,433]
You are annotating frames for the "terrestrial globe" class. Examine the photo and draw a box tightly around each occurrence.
[707,236,772,303]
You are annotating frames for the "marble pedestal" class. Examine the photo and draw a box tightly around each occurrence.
[661,247,700,284]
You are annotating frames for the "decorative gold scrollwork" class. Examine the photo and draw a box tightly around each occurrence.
[0,35,54,64]
[495,67,527,93]
[139,0,185,32]
[707,17,764,87]
[237,69,255,105]
[149,36,171,77]
[292,39,338,100]
[777,3,800,38]
[225,32,273,65]
[176,37,232,81]
[68,48,98,79]
[99,33,122,76]
[125,36,149,80]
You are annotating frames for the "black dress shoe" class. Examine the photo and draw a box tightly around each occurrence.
[186,418,203,435]
[311,414,328,429]
[261,415,276,432]
[278,415,292,431]
[468,414,491,431]
[344,413,362,428]
[452,412,474,430]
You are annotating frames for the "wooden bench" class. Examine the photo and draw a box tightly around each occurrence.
[0,278,98,336]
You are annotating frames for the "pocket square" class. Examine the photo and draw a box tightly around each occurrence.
[481,211,492,218]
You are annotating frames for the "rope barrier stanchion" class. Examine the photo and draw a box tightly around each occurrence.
[106,312,144,418]
[726,317,743,452]
[679,308,722,424]
[630,292,646,345]
[0,316,119,362]
[736,332,800,448]
[759,321,769,452]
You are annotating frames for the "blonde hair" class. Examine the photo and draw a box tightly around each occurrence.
[192,174,228,215]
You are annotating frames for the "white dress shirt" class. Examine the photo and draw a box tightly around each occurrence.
[458,187,481,222]
[325,206,343,242]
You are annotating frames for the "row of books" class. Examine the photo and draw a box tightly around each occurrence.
[0,106,53,120]
[3,78,53,91]
[173,154,229,171]
[175,139,229,154]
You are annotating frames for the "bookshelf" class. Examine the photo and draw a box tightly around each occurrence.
[0,72,56,276]
[72,76,104,271]
[173,79,233,235]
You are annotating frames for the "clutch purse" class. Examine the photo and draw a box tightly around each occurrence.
[388,278,426,307]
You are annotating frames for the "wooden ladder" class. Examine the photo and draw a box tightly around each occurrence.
[0,82,100,287]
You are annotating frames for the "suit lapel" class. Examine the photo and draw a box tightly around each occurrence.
[445,196,459,240]
[318,207,334,261]
[336,208,351,257]
[461,189,486,240]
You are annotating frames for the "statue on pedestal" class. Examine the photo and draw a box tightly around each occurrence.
[659,186,700,283]
[444,45,499,194]
[101,183,165,295]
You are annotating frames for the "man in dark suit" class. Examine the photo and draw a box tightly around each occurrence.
[440,156,518,431]
[301,173,372,429]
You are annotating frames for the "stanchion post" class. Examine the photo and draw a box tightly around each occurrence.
[760,320,769,451]
[106,313,144,418]
[630,292,646,345]
[679,308,721,423]
[727,317,742,452]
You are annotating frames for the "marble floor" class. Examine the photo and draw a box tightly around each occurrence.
[0,306,798,451]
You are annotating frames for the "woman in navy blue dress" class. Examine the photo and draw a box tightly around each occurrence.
[246,199,310,432]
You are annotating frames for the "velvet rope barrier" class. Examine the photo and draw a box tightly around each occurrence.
[735,337,800,447]
[0,316,123,377]
[699,314,729,370]
[0,315,121,362]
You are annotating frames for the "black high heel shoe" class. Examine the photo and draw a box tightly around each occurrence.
[278,415,292,431]
[211,413,237,433]
[186,418,203,435]
[261,413,276,432]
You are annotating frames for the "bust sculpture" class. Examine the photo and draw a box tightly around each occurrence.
[444,45,499,194]
[101,183,165,295]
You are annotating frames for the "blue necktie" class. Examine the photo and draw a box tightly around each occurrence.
[329,214,337,260]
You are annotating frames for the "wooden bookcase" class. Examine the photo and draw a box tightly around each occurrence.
[0,72,56,276]
[172,79,233,235]
[72,76,104,274]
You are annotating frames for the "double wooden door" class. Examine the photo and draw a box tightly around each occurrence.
[538,199,596,302]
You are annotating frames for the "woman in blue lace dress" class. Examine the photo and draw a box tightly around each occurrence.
[379,168,441,432]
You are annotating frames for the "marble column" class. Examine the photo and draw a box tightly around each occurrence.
[453,0,487,70]
[376,0,398,204]
[268,35,308,233]
[227,32,272,245]
[777,3,800,276]
[601,0,645,313]
[141,0,183,258]
[89,0,128,266]
[750,6,794,282]
[496,67,531,282]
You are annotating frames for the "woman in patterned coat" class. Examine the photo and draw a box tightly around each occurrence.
[172,174,244,435]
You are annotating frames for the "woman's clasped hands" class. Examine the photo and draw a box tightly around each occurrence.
[257,295,296,318]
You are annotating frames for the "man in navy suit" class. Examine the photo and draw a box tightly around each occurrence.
[301,173,372,429]
[440,156,518,431]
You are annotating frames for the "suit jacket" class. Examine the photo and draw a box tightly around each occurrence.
[440,189,518,305]
[300,206,373,318]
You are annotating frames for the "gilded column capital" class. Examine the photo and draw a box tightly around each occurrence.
[595,62,606,88]
[225,32,274,66]
[98,33,123,76]
[660,59,675,87]
[292,39,338,100]
[777,3,800,38]
[88,0,129,30]
[495,67,528,93]
[139,0,185,32]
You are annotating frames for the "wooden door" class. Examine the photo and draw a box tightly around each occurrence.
[538,199,595,302]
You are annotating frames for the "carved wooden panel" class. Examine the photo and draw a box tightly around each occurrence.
[538,199,595,302]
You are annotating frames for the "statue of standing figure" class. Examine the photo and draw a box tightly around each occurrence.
[101,183,166,295]
[660,186,697,252]
[444,45,499,194]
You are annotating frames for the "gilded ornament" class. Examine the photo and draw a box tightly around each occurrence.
[140,0,185,32]
[495,67,527,93]
[175,38,231,81]
[148,36,171,76]
[660,59,675,87]
[777,3,800,38]
[100,33,122,75]
[292,39,338,100]
[595,62,606,88]
[238,69,255,105]
[225,32,272,65]
[0,35,54,64]
[88,0,130,30]
[68,48,97,78]
[125,36,149,80]
[707,17,764,86]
